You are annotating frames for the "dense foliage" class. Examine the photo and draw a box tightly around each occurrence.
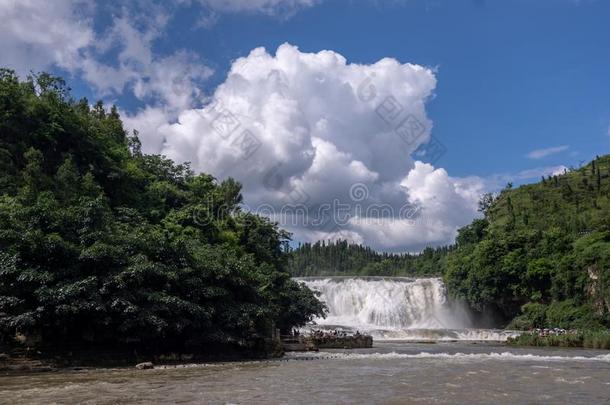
[287,240,450,277]
[507,330,610,349]
[0,70,325,353]
[445,156,610,329]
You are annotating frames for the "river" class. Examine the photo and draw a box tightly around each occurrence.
[1,277,609,404]
[1,342,609,404]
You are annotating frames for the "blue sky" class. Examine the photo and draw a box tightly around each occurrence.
[2,0,609,251]
[72,0,609,179]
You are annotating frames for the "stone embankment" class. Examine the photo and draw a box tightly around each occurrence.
[310,334,373,349]
[282,332,373,351]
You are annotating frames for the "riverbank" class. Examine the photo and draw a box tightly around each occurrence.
[281,331,373,351]
[0,353,278,375]
[309,334,373,349]
[507,330,610,349]
[1,334,376,374]
[0,339,284,375]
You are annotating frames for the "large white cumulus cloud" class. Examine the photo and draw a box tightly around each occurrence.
[347,162,484,252]
[0,0,211,112]
[126,44,484,252]
[0,0,94,76]
[0,1,485,251]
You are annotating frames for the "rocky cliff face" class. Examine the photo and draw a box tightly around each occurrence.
[587,264,609,318]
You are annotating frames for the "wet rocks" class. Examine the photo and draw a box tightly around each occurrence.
[135,362,154,370]
[310,333,373,349]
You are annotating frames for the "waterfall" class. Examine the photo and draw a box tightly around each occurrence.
[298,277,519,341]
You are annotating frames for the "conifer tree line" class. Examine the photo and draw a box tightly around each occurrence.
[287,240,451,277]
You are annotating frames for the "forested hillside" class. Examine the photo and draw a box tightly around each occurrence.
[0,70,324,355]
[287,240,450,277]
[445,155,610,329]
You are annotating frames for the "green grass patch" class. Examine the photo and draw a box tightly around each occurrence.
[507,330,610,349]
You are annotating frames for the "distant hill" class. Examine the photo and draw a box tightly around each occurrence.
[445,154,610,329]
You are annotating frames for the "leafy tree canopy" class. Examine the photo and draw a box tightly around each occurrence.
[0,69,325,352]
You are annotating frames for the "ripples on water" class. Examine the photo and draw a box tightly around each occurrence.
[1,342,609,404]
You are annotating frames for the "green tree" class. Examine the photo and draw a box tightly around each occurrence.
[0,70,325,353]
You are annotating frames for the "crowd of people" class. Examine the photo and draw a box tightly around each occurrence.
[309,329,364,340]
[289,329,364,339]
[531,328,576,337]
[311,329,344,339]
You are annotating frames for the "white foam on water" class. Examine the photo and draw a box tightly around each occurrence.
[370,328,521,341]
[286,351,610,363]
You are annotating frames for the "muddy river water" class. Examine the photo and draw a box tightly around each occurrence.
[1,341,609,404]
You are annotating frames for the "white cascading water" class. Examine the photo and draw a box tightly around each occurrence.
[299,277,519,341]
